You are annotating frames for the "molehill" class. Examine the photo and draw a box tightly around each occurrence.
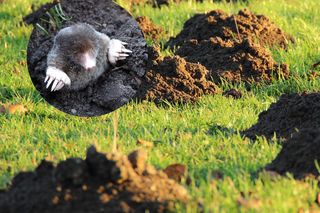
[166,9,294,49]
[243,93,320,141]
[265,128,320,179]
[176,37,289,84]
[137,46,221,104]
[0,146,188,213]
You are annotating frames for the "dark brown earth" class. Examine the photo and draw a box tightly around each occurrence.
[166,9,294,49]
[265,128,320,179]
[243,93,320,141]
[137,46,221,104]
[0,147,188,213]
[176,37,289,84]
[136,16,164,41]
[26,0,147,116]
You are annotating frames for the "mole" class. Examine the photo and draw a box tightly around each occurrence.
[44,23,132,91]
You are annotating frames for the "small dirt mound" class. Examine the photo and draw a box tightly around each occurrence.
[136,16,164,40]
[243,93,320,141]
[265,128,320,179]
[137,50,221,104]
[0,147,188,213]
[166,9,294,49]
[176,37,289,84]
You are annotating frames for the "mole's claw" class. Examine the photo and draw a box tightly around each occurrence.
[56,81,65,91]
[51,79,59,91]
[46,77,54,89]
[118,53,129,57]
[44,76,49,83]
[109,39,132,65]
[122,48,132,53]
[45,66,71,92]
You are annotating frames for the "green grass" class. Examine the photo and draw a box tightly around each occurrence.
[1,0,320,212]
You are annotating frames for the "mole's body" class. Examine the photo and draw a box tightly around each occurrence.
[45,23,132,91]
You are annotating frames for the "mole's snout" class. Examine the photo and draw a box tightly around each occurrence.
[81,52,97,70]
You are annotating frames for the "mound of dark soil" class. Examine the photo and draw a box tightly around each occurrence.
[166,9,294,49]
[176,37,289,84]
[137,48,221,104]
[136,16,164,40]
[243,93,320,141]
[265,128,320,179]
[26,0,147,116]
[0,147,188,213]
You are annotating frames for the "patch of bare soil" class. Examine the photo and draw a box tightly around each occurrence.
[137,46,221,104]
[176,37,289,84]
[265,128,320,179]
[0,147,188,213]
[166,9,294,49]
[136,16,164,41]
[243,93,320,141]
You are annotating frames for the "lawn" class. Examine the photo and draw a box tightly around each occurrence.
[1,0,320,212]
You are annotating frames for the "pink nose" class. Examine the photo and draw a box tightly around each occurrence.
[84,59,96,70]
[81,53,96,70]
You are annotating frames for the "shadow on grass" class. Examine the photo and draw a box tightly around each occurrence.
[206,124,237,137]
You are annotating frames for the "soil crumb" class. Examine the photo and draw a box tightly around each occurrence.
[243,93,320,141]
[136,16,164,41]
[0,147,188,213]
[265,128,320,179]
[137,47,221,104]
[176,37,289,84]
[166,9,294,49]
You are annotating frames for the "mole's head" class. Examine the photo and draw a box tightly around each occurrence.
[54,23,100,70]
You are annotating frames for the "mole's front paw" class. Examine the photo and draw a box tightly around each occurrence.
[45,67,71,92]
[108,39,132,65]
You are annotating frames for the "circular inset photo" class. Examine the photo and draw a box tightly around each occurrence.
[26,0,147,116]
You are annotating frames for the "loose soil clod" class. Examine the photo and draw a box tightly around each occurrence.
[265,128,320,179]
[243,93,320,141]
[0,146,188,213]
[176,37,289,84]
[137,49,221,104]
[166,9,294,49]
